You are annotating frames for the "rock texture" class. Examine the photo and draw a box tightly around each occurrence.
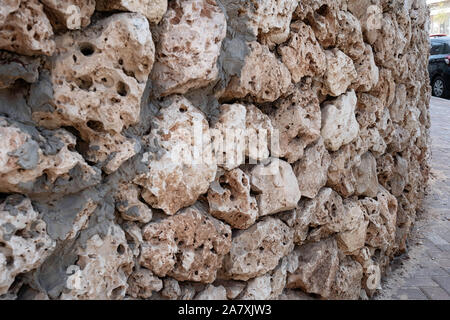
[0,0,431,301]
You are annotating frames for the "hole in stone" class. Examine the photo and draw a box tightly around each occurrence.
[111,286,124,299]
[116,81,128,97]
[6,255,14,267]
[87,120,104,132]
[79,43,95,56]
[75,76,93,91]
[117,244,125,255]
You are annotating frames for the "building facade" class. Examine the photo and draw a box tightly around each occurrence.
[429,0,450,34]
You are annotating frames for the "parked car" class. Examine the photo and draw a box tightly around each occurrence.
[429,36,450,98]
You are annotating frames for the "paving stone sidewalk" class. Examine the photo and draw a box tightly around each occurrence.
[376,97,450,300]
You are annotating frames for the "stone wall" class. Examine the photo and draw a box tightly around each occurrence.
[0,0,431,300]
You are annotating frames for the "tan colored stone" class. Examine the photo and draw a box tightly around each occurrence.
[245,104,273,162]
[0,0,55,56]
[0,0,20,24]
[221,41,292,103]
[336,200,369,254]
[321,90,360,152]
[127,268,163,299]
[212,104,247,170]
[33,13,155,173]
[271,84,322,163]
[96,0,168,24]
[293,138,331,199]
[214,280,246,299]
[140,203,232,283]
[347,0,383,44]
[336,10,365,61]
[295,0,340,48]
[195,284,227,300]
[150,0,226,97]
[329,256,364,300]
[115,183,152,223]
[61,223,134,300]
[223,0,298,47]
[286,237,339,298]
[327,143,361,198]
[0,118,97,194]
[354,152,379,198]
[250,158,301,217]
[134,96,217,215]
[352,44,379,92]
[278,21,326,83]
[240,257,290,300]
[161,278,181,299]
[361,187,398,252]
[323,49,357,97]
[208,169,258,230]
[0,195,55,295]
[41,0,95,30]
[220,217,294,281]
[295,188,344,243]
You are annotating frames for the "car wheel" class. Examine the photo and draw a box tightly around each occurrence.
[432,76,446,98]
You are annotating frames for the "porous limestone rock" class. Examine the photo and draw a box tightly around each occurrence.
[352,44,379,92]
[329,256,364,300]
[294,0,341,48]
[0,0,20,24]
[361,187,398,253]
[96,0,168,24]
[207,168,258,230]
[278,21,326,83]
[195,284,227,300]
[134,96,217,215]
[286,237,339,298]
[61,223,134,300]
[0,0,432,301]
[220,217,294,281]
[321,90,360,152]
[150,0,226,97]
[140,203,232,283]
[41,0,95,30]
[0,195,55,295]
[0,51,39,88]
[240,257,290,300]
[269,85,321,163]
[326,143,362,198]
[293,138,331,199]
[336,10,365,61]
[245,104,273,162]
[249,158,301,217]
[221,41,292,103]
[223,0,299,47]
[127,268,163,299]
[270,84,322,163]
[0,0,55,56]
[32,13,155,173]
[323,49,357,97]
[211,103,273,168]
[347,0,383,45]
[212,104,247,170]
[336,200,369,254]
[354,152,379,198]
[0,118,98,194]
[115,183,152,223]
